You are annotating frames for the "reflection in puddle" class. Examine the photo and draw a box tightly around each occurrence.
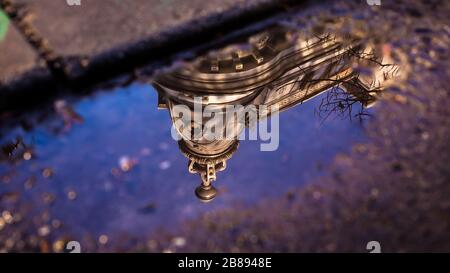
[0,84,370,248]
[153,25,398,201]
[0,25,399,250]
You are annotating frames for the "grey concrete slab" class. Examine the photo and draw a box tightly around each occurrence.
[11,0,266,57]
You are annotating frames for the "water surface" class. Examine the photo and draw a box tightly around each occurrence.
[0,83,368,240]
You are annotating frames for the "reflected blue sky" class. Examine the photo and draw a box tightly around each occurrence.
[0,83,367,239]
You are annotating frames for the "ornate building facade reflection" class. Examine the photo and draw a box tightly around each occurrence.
[153,25,398,202]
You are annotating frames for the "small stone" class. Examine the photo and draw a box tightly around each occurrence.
[2,211,13,224]
[38,225,51,237]
[53,240,65,252]
[98,235,108,245]
[67,190,77,201]
[172,237,186,248]
[0,218,5,231]
[140,148,152,156]
[23,151,32,160]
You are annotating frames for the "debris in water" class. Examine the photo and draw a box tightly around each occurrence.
[42,192,56,204]
[24,176,36,190]
[42,168,54,178]
[54,99,84,130]
[118,156,138,172]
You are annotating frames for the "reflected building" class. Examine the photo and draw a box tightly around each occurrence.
[153,25,397,202]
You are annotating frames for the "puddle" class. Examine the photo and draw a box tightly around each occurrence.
[0,24,398,251]
[0,83,370,236]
